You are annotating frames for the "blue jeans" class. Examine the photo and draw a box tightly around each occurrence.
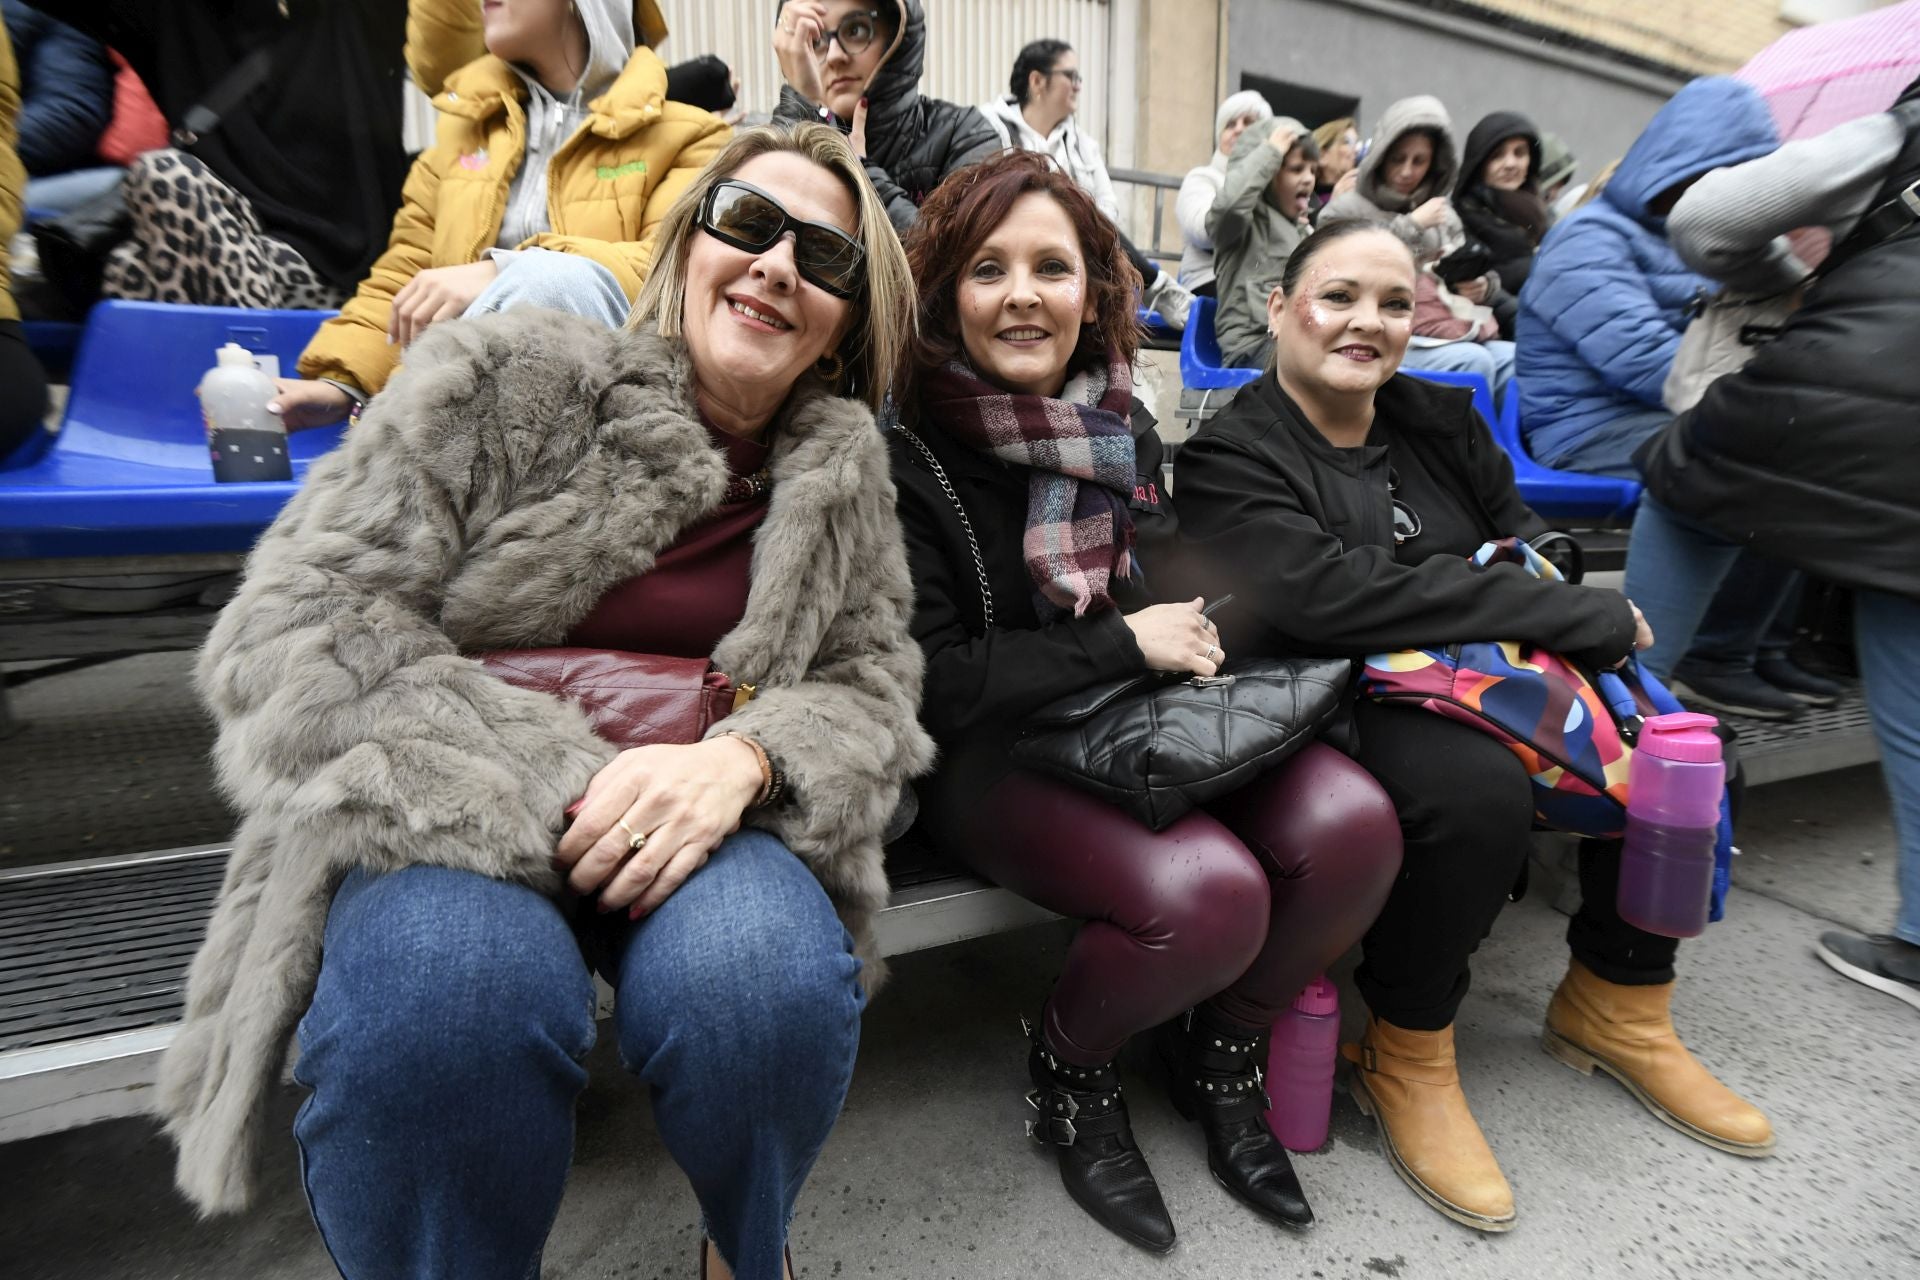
[463,248,633,329]
[1625,497,1920,945]
[293,830,864,1280]
[1674,553,1803,681]
[1400,339,1517,405]
[1533,407,1669,480]
[25,166,124,216]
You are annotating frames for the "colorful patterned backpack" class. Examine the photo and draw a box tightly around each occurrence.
[1358,538,1735,919]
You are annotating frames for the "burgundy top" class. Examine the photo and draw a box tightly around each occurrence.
[566,423,771,659]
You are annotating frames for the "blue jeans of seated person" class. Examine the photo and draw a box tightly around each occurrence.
[1532,406,1668,480]
[1399,339,1516,408]
[293,829,864,1280]
[25,166,125,216]
[1672,553,1803,682]
[462,248,633,329]
[1624,497,1920,947]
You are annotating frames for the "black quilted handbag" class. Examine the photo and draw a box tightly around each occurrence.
[893,422,1350,832]
[1010,658,1351,831]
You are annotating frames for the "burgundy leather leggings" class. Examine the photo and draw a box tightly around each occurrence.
[938,743,1404,1065]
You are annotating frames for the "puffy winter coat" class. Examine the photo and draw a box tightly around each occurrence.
[1640,92,1920,601]
[1515,78,1778,469]
[772,0,1000,231]
[0,16,20,324]
[978,94,1118,219]
[1208,117,1313,368]
[297,45,727,397]
[3,1,112,175]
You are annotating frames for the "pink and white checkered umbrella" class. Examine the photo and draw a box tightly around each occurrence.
[1737,0,1920,139]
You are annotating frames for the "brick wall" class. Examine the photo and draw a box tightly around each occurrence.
[1459,0,1793,73]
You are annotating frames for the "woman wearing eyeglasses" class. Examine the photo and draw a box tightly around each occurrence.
[269,0,729,431]
[772,0,1000,232]
[156,124,930,1280]
[1175,219,1771,1235]
[892,150,1404,1253]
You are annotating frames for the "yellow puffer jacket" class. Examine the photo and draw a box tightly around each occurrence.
[298,46,728,396]
[0,20,24,325]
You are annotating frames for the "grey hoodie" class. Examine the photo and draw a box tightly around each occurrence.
[1207,117,1314,368]
[1322,94,1465,262]
[496,0,635,251]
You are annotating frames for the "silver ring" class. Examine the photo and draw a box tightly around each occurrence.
[1204,644,1218,660]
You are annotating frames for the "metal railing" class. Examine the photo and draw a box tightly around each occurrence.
[1109,166,1186,269]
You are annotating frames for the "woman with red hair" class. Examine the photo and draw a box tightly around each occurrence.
[889,149,1404,1253]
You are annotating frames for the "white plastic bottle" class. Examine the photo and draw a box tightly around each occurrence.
[199,342,291,482]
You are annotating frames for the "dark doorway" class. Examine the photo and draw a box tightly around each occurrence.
[1239,72,1359,131]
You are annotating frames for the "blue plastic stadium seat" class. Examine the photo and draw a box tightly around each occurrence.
[1179,296,1261,393]
[1138,305,1177,339]
[1490,378,1641,522]
[0,302,345,560]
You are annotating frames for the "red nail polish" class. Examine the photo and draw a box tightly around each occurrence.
[628,902,648,921]
[596,899,615,914]
[859,96,868,109]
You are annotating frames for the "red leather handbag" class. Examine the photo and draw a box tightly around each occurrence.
[476,648,746,749]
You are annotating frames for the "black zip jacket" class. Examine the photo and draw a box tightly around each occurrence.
[891,404,1176,812]
[1174,371,1637,669]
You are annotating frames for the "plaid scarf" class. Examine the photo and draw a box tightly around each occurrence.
[922,355,1138,618]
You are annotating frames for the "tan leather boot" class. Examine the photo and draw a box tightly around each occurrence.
[1543,959,1775,1157]
[1342,1016,1515,1233]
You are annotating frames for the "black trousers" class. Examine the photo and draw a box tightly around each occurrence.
[0,320,49,460]
[1350,700,1689,1030]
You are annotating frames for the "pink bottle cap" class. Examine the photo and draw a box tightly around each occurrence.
[1291,975,1338,1017]
[1637,712,1723,764]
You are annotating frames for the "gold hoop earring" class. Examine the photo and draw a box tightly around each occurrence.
[816,350,846,383]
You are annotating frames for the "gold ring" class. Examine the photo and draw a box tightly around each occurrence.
[616,818,648,851]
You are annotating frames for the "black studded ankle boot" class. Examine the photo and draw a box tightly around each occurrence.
[1021,1017,1176,1254]
[1157,1005,1314,1230]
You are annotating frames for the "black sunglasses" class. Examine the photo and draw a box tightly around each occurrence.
[697,180,866,299]
[808,9,883,56]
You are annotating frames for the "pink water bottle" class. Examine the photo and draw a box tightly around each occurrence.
[1265,975,1340,1152]
[1616,712,1725,938]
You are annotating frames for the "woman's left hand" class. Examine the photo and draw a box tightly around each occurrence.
[556,737,765,917]
[388,259,501,348]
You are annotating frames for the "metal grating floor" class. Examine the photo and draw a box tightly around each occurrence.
[1712,688,1878,785]
[0,853,224,1054]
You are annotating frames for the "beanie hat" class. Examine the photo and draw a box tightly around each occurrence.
[1215,90,1275,143]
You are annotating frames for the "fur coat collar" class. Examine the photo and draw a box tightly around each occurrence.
[159,309,932,1215]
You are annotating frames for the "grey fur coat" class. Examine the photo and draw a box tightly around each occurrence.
[158,309,934,1215]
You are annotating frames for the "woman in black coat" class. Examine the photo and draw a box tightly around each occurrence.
[891,152,1402,1254]
[772,0,1000,232]
[1176,219,1774,1236]
[1453,111,1551,337]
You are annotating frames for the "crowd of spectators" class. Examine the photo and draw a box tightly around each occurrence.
[2,4,1916,1278]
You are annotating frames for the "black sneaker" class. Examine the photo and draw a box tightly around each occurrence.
[1755,655,1845,707]
[1670,670,1806,721]
[1815,932,1920,1011]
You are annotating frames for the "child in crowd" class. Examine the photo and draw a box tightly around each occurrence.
[1208,116,1319,369]
[1176,89,1274,295]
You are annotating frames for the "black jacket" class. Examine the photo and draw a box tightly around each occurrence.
[56,0,409,293]
[891,403,1176,812]
[5,2,113,175]
[1174,372,1637,668]
[1454,111,1545,335]
[1640,93,1920,603]
[772,0,1000,232]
